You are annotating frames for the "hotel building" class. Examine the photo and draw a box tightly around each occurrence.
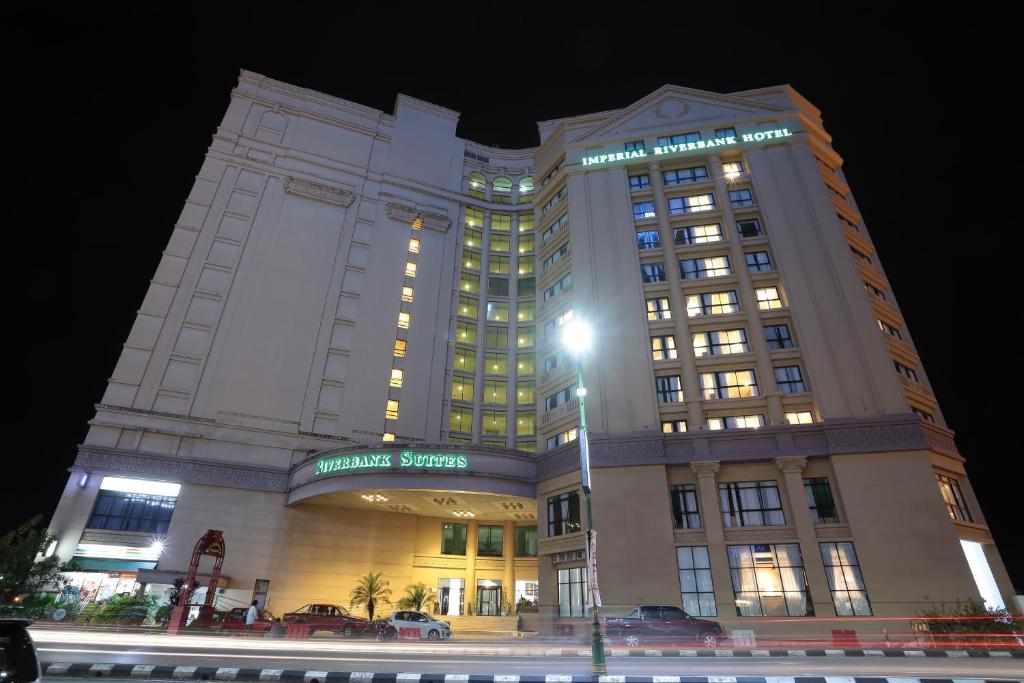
[45,71,1017,635]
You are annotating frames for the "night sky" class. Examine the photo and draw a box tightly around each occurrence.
[6,9,1019,591]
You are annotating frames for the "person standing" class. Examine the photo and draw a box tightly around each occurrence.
[245,600,259,634]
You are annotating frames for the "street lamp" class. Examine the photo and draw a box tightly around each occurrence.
[561,319,607,675]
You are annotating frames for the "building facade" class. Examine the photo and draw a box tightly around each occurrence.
[46,71,1016,635]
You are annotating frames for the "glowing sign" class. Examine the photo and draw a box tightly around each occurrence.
[314,450,470,476]
[580,128,794,167]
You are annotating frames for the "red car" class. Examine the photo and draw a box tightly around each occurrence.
[219,607,276,632]
[282,604,370,636]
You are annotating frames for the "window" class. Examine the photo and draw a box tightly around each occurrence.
[548,491,581,536]
[465,207,484,228]
[671,485,701,529]
[489,255,510,274]
[657,131,701,146]
[850,245,872,264]
[515,527,538,557]
[774,366,806,393]
[936,474,973,522]
[540,187,568,217]
[517,326,536,348]
[785,411,814,425]
[545,384,576,412]
[449,406,472,433]
[87,490,177,534]
[517,381,535,405]
[465,227,483,249]
[467,174,486,200]
[477,525,504,557]
[518,301,535,322]
[636,230,661,250]
[398,312,411,329]
[385,400,400,420]
[624,140,645,152]
[491,213,512,232]
[662,420,687,433]
[737,218,763,238]
[543,350,569,374]
[729,189,754,206]
[518,177,534,198]
[486,301,509,321]
[488,275,510,296]
[687,290,740,317]
[546,427,578,449]
[681,256,731,279]
[720,481,784,527]
[543,242,570,269]
[633,201,656,220]
[516,410,536,436]
[729,544,812,616]
[656,375,684,403]
[517,353,535,375]
[491,234,510,253]
[701,370,759,399]
[483,380,507,405]
[405,262,417,277]
[558,567,589,618]
[518,212,534,233]
[518,258,535,276]
[517,441,536,453]
[755,287,783,310]
[878,319,902,340]
[382,433,395,442]
[492,178,512,204]
[441,522,468,555]
[544,273,573,301]
[456,321,477,344]
[390,369,403,388]
[708,414,765,430]
[804,478,839,524]
[484,351,506,375]
[641,262,666,283]
[894,360,919,382]
[663,166,709,185]
[401,286,414,302]
[454,347,476,372]
[676,547,716,616]
[460,272,480,293]
[765,324,794,349]
[629,174,651,190]
[864,282,886,300]
[481,409,506,436]
[715,127,737,138]
[722,161,744,180]
[692,329,749,357]
[746,251,772,273]
[821,542,872,616]
[542,213,569,243]
[408,238,420,254]
[912,407,935,423]
[651,335,678,360]
[394,339,407,358]
[451,376,474,401]
[668,193,716,214]
[463,250,481,270]
[518,277,535,297]
[458,294,477,318]
[485,325,508,348]
[518,234,536,256]
[646,297,672,320]
[674,223,723,245]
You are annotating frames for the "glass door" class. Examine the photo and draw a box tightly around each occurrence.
[476,581,501,615]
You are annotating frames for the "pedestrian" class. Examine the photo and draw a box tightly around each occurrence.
[265,618,286,638]
[245,600,259,635]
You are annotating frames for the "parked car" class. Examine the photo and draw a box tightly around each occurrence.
[282,604,370,636]
[387,610,452,640]
[219,607,276,632]
[0,619,42,683]
[604,605,725,647]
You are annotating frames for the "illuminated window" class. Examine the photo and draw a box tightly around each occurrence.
[465,206,484,228]
[720,481,784,527]
[651,335,678,361]
[463,250,481,270]
[657,132,701,147]
[641,262,666,283]
[398,312,411,329]
[674,223,722,245]
[451,376,475,402]
[708,414,765,430]
[517,353,535,375]
[483,380,507,405]
[681,256,732,279]
[458,294,478,318]
[454,347,476,372]
[722,161,744,180]
[548,490,582,538]
[518,257,535,275]
[460,272,480,293]
[449,406,473,433]
[485,325,508,348]
[542,310,573,339]
[729,189,754,207]
[785,411,814,425]
[456,321,477,344]
[517,381,535,405]
[408,238,421,253]
[668,194,716,214]
[518,176,534,197]
[493,177,513,204]
[677,546,716,617]
[517,440,536,453]
[390,369,404,388]
[662,420,687,433]
[517,327,535,348]
[693,329,749,357]
[629,174,651,190]
[746,251,772,273]
[484,352,507,375]
[546,427,578,449]
[465,226,483,248]
[820,542,872,616]
[491,213,511,232]
[482,409,507,435]
[385,400,400,420]
[489,255,510,274]
[393,339,407,358]
[737,218,764,238]
[656,375,684,403]
[517,301,535,322]
[755,287,783,310]
[405,262,417,277]
[632,201,656,220]
[636,230,661,250]
[728,544,810,616]
[765,324,794,349]
[486,302,509,321]
[687,290,740,317]
[86,488,177,534]
[646,297,672,320]
[662,166,709,185]
[516,411,536,436]
[518,211,534,233]
[518,233,535,254]
[467,173,486,200]
[936,474,973,522]
[774,366,806,393]
[491,234,510,253]
[401,286,414,303]
[382,432,395,442]
[701,370,759,399]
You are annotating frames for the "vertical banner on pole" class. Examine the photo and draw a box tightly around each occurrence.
[588,530,602,608]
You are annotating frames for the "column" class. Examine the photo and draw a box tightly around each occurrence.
[504,521,517,614]
[465,519,478,614]
[690,461,733,617]
[709,154,784,424]
[775,456,833,617]
[649,160,704,428]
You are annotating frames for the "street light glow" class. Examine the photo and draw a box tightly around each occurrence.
[562,319,593,355]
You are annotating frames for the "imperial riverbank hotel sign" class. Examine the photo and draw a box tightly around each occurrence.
[580,128,793,167]
[313,450,470,477]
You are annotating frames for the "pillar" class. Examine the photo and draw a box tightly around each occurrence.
[465,519,478,614]
[775,456,833,617]
[504,521,516,613]
[690,460,733,616]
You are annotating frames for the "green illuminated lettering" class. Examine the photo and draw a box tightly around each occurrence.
[742,133,754,142]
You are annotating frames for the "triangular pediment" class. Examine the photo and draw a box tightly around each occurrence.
[573,85,787,144]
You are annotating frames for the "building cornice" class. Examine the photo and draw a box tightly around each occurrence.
[283,177,355,207]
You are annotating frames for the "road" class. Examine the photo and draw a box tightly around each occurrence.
[31,629,1024,679]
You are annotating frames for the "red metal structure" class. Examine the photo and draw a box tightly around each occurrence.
[167,530,226,634]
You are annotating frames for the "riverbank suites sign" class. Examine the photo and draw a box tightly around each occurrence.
[314,450,470,476]
[580,128,793,168]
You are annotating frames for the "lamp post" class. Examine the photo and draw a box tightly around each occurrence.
[562,320,607,675]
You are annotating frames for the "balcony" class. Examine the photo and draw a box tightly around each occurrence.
[541,357,576,388]
[541,397,579,426]
[897,373,933,399]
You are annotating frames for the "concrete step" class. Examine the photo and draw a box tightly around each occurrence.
[444,615,518,632]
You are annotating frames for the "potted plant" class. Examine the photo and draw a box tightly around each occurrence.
[349,572,392,622]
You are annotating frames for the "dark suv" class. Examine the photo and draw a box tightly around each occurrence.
[1,619,42,683]
[604,605,725,647]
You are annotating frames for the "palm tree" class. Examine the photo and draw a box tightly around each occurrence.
[397,582,434,611]
[349,572,392,621]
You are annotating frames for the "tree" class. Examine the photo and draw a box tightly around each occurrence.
[0,515,76,605]
[397,582,434,611]
[349,572,391,621]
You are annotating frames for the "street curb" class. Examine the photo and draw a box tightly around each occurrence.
[37,665,1024,683]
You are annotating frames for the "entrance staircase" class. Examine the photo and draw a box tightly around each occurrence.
[444,615,518,635]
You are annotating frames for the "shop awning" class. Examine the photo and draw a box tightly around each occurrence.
[70,559,157,572]
[136,568,230,588]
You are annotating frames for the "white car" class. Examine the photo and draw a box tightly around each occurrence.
[387,610,452,640]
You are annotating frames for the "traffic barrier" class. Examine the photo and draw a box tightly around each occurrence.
[285,623,312,639]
